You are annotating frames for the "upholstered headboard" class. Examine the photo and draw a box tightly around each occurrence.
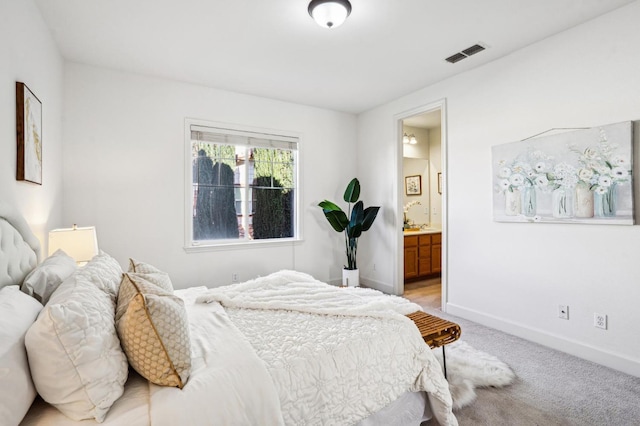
[0,202,40,289]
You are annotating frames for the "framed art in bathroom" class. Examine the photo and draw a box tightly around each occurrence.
[405,175,422,196]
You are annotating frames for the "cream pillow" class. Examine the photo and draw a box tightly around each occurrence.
[116,273,191,388]
[21,249,77,304]
[0,286,42,426]
[25,252,128,422]
[127,258,174,292]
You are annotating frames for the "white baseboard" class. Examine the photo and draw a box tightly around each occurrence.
[360,276,395,294]
[446,303,640,378]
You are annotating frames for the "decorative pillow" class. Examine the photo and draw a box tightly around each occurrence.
[127,258,174,292]
[116,272,191,388]
[20,249,77,305]
[25,251,128,422]
[0,285,42,426]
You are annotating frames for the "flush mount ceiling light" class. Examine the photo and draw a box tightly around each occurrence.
[308,0,352,29]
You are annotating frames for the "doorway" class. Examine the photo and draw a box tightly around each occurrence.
[395,100,447,311]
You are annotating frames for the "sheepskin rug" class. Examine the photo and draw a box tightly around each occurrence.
[434,341,516,409]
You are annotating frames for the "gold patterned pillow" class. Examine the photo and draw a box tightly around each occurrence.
[127,259,174,292]
[116,273,191,388]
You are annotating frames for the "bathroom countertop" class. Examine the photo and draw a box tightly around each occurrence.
[403,228,442,236]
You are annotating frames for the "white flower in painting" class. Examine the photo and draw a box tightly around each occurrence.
[533,215,542,222]
[499,179,510,190]
[612,167,628,180]
[534,162,547,173]
[583,147,598,159]
[498,160,506,166]
[598,175,612,187]
[498,167,512,178]
[526,169,536,178]
[578,168,594,182]
[612,155,628,167]
[534,175,549,187]
[509,174,525,187]
[595,186,608,195]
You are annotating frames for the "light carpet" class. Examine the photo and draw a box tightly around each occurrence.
[435,340,515,410]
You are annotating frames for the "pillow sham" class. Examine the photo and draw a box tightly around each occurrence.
[25,251,128,423]
[0,285,42,426]
[127,258,174,292]
[116,272,191,388]
[20,249,77,305]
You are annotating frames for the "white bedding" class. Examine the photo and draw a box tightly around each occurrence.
[197,270,457,426]
[22,272,457,426]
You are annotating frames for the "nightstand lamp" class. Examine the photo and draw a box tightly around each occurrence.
[48,224,99,265]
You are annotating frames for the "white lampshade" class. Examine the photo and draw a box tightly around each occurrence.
[308,0,352,29]
[48,225,99,265]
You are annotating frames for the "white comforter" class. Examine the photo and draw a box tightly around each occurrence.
[197,270,457,426]
[23,271,456,426]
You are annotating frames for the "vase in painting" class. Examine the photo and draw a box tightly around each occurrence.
[594,183,617,217]
[574,182,594,218]
[552,187,573,218]
[505,189,521,216]
[521,186,536,217]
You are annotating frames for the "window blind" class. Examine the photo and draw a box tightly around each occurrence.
[191,125,298,151]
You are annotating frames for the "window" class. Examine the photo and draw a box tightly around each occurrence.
[185,120,299,249]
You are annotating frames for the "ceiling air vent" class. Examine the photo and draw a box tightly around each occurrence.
[461,44,485,57]
[445,43,487,64]
[445,52,467,64]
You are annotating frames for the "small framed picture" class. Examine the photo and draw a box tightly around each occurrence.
[16,82,43,185]
[405,175,422,196]
[438,172,442,195]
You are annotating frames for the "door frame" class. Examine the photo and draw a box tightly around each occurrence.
[393,98,449,311]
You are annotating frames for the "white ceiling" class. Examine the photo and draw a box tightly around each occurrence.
[34,0,635,114]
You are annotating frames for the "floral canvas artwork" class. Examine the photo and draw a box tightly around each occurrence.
[492,121,633,225]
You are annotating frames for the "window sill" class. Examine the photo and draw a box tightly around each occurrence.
[184,237,303,253]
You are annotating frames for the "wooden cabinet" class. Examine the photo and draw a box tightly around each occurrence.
[404,233,441,281]
[404,236,419,279]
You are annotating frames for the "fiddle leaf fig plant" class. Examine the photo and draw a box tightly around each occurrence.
[318,178,380,270]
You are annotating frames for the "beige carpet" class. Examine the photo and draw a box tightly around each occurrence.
[421,307,640,426]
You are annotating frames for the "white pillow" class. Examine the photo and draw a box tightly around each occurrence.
[20,249,77,305]
[25,252,128,423]
[0,285,43,426]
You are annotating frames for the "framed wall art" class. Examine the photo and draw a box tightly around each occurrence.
[405,175,422,196]
[492,121,633,225]
[16,82,42,185]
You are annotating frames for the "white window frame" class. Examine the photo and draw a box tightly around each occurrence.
[184,118,303,252]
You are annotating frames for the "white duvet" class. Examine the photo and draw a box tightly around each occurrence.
[197,270,457,426]
[23,271,457,426]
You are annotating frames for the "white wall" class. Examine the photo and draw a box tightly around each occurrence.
[357,1,640,376]
[0,0,64,250]
[429,126,442,227]
[63,63,357,288]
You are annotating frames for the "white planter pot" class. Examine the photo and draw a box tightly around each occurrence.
[342,268,359,287]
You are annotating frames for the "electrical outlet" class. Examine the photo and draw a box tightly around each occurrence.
[594,313,607,330]
[558,305,569,320]
[232,273,239,283]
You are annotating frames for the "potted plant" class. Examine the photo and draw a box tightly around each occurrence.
[318,178,380,287]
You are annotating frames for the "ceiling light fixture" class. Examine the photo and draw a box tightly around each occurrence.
[308,0,352,29]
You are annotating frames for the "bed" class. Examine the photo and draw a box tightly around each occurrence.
[0,203,457,426]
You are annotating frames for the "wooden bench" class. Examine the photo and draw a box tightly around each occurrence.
[406,311,461,378]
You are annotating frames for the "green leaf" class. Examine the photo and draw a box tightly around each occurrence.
[361,206,380,231]
[318,200,342,212]
[347,201,364,239]
[343,178,360,203]
[322,209,349,232]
